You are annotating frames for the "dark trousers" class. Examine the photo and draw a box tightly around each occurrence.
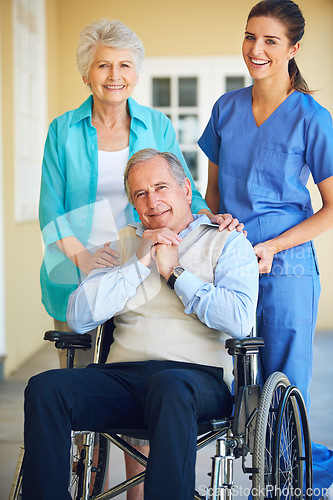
[22,360,232,500]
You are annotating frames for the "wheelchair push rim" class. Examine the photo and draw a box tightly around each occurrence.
[252,372,312,500]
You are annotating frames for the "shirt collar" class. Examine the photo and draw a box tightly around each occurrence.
[129,214,218,238]
[70,95,148,129]
[127,97,148,129]
[70,95,93,126]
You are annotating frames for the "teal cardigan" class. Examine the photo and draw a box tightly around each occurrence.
[39,96,208,321]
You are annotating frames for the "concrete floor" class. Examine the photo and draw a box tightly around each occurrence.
[0,331,332,500]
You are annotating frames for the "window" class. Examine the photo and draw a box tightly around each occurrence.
[13,0,47,222]
[151,76,200,181]
[133,57,252,194]
[226,76,246,92]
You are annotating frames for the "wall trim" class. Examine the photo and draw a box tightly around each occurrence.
[0,5,6,373]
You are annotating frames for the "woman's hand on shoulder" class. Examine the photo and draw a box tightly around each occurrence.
[210,212,246,235]
[82,243,120,275]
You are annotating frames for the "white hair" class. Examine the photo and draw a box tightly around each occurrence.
[124,149,188,206]
[76,18,145,78]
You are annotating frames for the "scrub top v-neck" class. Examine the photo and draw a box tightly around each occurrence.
[198,85,333,252]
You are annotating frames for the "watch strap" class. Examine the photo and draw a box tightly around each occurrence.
[166,266,185,289]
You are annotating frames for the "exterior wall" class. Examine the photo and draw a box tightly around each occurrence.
[1,0,332,375]
[0,0,55,377]
[54,0,333,115]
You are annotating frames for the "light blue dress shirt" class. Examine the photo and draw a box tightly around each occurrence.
[67,215,259,338]
[39,96,209,321]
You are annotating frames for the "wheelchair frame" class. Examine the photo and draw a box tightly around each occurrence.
[10,324,312,500]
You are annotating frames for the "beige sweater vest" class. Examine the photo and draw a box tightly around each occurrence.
[107,224,233,386]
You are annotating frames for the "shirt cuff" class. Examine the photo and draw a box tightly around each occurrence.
[174,269,204,306]
[120,254,151,287]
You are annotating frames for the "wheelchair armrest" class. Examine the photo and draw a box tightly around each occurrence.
[225,337,265,356]
[226,337,264,390]
[44,330,92,350]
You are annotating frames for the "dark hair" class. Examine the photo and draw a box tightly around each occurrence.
[247,0,312,94]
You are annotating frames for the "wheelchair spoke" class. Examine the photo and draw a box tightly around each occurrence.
[69,432,109,499]
[274,397,302,500]
[252,372,305,500]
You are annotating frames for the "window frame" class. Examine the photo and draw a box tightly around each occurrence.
[13,0,47,222]
[133,56,252,194]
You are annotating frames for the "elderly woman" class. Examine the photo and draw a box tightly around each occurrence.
[39,19,213,336]
[39,18,240,500]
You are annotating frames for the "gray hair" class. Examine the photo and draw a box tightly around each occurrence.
[76,19,145,78]
[124,149,188,206]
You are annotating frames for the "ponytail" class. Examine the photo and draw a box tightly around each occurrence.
[288,58,310,94]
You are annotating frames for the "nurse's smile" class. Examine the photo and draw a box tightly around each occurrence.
[249,57,270,67]
[249,57,270,68]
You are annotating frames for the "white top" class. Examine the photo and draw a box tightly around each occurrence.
[87,147,134,250]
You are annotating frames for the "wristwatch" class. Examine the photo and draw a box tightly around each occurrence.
[167,266,185,289]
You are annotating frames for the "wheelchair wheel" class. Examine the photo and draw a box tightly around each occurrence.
[252,372,310,500]
[9,447,24,500]
[273,384,312,500]
[70,432,110,499]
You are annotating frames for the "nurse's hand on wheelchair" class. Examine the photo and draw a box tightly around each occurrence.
[253,240,276,273]
[210,213,247,236]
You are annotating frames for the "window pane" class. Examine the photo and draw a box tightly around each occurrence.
[182,151,198,180]
[153,78,171,107]
[179,77,197,107]
[13,0,47,222]
[226,76,245,92]
[178,115,198,144]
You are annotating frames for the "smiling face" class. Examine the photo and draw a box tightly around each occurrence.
[128,156,193,233]
[242,16,299,83]
[83,45,138,106]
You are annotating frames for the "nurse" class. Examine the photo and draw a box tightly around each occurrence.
[198,0,333,496]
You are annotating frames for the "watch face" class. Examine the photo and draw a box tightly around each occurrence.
[167,266,185,289]
[173,266,185,277]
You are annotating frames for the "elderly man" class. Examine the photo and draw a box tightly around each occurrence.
[23,149,258,500]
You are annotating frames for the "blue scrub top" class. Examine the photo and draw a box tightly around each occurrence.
[198,86,333,275]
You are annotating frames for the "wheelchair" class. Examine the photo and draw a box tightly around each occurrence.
[10,322,312,500]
